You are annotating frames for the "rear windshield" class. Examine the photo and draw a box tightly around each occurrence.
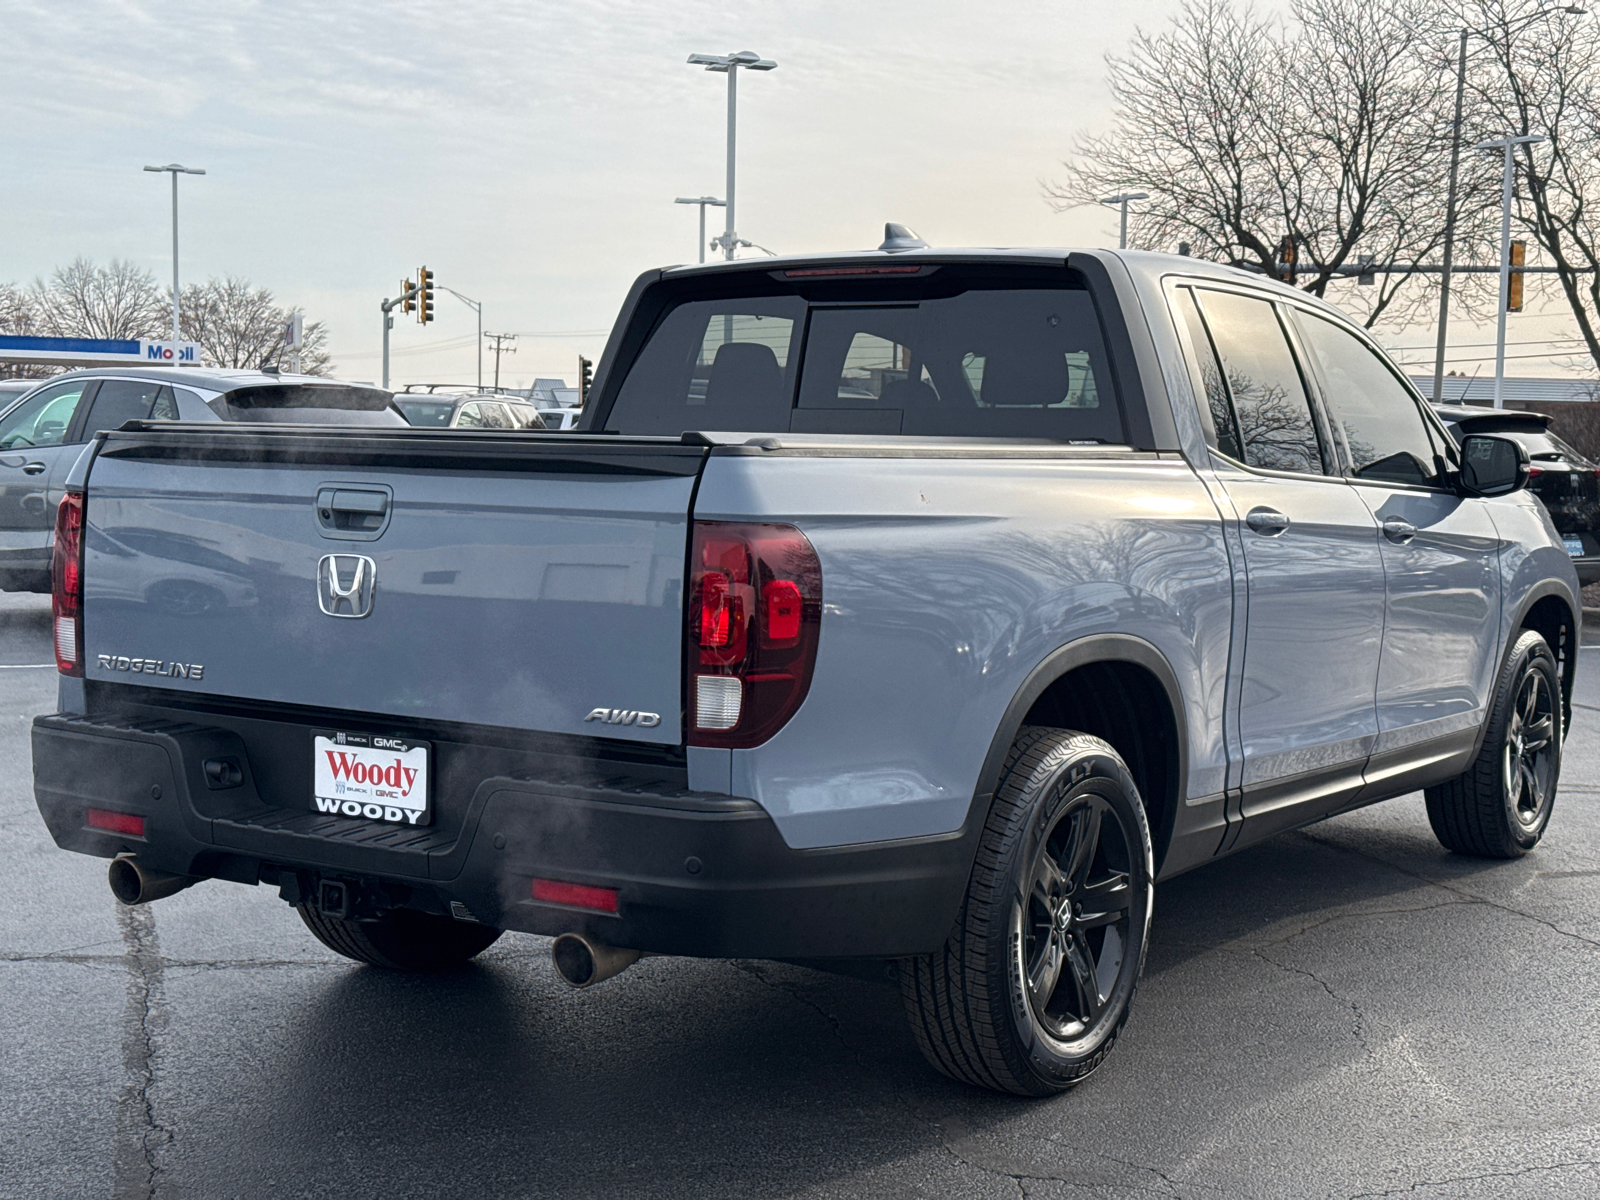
[395,399,457,427]
[210,384,407,425]
[603,268,1123,441]
[1503,429,1594,466]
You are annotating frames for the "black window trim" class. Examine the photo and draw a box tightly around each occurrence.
[1280,301,1460,495]
[1177,280,1342,484]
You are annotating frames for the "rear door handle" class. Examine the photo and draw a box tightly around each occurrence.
[1245,508,1291,535]
[1382,517,1417,544]
[21,462,45,475]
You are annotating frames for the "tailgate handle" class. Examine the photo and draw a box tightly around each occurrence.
[315,486,392,540]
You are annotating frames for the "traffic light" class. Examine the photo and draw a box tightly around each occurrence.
[578,356,594,405]
[1507,240,1526,313]
[1276,236,1297,284]
[417,266,434,324]
[401,279,415,315]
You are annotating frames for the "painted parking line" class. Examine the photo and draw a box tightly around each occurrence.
[0,664,54,669]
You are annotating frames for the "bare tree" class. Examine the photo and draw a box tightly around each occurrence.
[178,276,331,375]
[0,284,50,380]
[1052,0,1499,327]
[28,258,165,340]
[1452,0,1600,374]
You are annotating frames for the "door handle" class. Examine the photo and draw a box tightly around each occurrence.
[1245,508,1291,535]
[1382,517,1418,544]
[21,462,45,475]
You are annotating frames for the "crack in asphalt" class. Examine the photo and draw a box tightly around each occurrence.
[1346,1158,1600,1197]
[1299,829,1600,952]
[1,950,335,970]
[112,903,171,1200]
[728,960,1192,1198]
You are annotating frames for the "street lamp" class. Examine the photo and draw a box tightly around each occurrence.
[1475,133,1545,408]
[1430,5,1586,403]
[1098,192,1148,250]
[142,163,206,342]
[675,196,727,264]
[686,50,777,261]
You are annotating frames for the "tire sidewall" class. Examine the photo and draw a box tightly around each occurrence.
[1492,632,1562,850]
[992,736,1155,1089]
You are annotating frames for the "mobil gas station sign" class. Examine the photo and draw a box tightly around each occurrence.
[0,334,205,368]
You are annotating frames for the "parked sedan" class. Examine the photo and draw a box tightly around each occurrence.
[1432,403,1600,584]
[0,367,404,592]
[394,393,548,430]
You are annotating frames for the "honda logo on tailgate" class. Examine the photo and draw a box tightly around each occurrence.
[317,554,377,618]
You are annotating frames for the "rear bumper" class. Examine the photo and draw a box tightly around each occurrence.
[31,710,972,959]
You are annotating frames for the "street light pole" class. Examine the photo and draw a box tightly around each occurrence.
[1475,133,1545,409]
[1098,192,1149,250]
[143,163,205,342]
[688,50,777,260]
[675,197,726,263]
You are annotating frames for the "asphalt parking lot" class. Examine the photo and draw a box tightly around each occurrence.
[2,591,1598,1200]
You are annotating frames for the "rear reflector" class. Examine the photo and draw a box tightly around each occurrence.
[86,808,145,837]
[695,675,742,730]
[531,878,619,913]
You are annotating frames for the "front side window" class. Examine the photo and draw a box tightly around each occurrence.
[0,380,89,449]
[1195,290,1325,475]
[1295,311,1445,487]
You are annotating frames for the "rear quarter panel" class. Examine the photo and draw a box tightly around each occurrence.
[692,452,1232,848]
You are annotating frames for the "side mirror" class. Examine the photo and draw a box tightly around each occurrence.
[1458,434,1531,497]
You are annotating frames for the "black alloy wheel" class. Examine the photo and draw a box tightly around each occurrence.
[1016,793,1135,1043]
[1427,628,1562,858]
[901,728,1153,1096]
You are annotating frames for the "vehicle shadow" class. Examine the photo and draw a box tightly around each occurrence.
[228,813,1506,1199]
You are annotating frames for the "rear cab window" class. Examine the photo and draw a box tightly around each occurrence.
[602,264,1126,442]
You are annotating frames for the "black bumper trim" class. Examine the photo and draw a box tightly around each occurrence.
[32,711,975,959]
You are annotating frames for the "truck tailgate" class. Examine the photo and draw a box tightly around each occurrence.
[80,428,704,744]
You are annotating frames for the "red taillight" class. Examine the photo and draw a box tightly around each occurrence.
[688,521,821,749]
[531,878,619,913]
[1528,465,1544,478]
[52,492,84,676]
[86,808,144,836]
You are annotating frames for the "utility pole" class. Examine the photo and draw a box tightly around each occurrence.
[687,50,777,260]
[1475,133,1544,409]
[675,196,726,263]
[1098,192,1148,250]
[380,279,420,390]
[142,163,206,341]
[485,332,517,391]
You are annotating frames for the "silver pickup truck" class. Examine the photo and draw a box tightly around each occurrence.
[33,249,1578,1096]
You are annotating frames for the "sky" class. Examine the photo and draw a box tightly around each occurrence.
[5,0,1590,388]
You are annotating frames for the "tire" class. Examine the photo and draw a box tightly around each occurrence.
[1425,628,1562,859]
[297,904,501,971]
[901,728,1155,1096]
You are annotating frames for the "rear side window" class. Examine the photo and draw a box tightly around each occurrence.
[604,273,1123,441]
[81,379,175,435]
[1195,289,1324,475]
[1173,287,1241,460]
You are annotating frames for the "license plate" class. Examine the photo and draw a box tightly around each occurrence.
[312,731,430,826]
[1564,536,1586,557]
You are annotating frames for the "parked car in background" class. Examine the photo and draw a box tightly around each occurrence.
[1431,404,1600,584]
[0,367,403,592]
[394,392,548,430]
[0,380,38,409]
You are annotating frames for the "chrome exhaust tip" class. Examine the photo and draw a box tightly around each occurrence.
[551,932,641,988]
[108,855,199,905]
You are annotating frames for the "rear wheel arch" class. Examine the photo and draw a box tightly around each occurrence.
[1514,588,1577,734]
[969,635,1186,874]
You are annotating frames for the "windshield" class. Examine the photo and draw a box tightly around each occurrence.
[604,268,1124,441]
[396,400,458,427]
[210,384,407,425]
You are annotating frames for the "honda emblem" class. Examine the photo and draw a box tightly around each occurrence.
[317,554,377,618]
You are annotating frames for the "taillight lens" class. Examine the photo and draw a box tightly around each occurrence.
[52,492,84,676]
[688,521,821,748]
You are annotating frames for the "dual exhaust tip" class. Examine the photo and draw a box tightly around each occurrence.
[107,856,198,906]
[551,932,640,988]
[107,859,640,992]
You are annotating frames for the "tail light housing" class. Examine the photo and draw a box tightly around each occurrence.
[52,491,84,676]
[688,521,821,748]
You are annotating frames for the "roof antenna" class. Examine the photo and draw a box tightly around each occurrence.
[879,223,928,252]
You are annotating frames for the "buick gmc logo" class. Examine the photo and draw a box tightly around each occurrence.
[317,554,376,618]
